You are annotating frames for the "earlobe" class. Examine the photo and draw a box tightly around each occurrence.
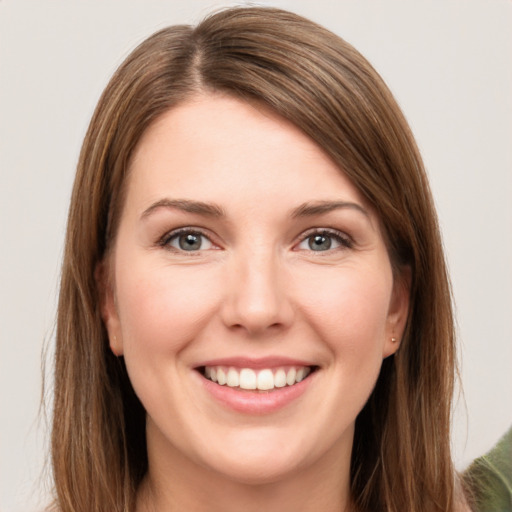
[383,335,401,358]
[95,260,124,356]
[383,266,411,358]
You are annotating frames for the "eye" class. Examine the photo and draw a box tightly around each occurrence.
[162,229,214,252]
[296,230,352,252]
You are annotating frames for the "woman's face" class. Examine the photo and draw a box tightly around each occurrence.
[102,94,409,485]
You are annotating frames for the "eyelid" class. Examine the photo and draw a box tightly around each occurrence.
[158,226,219,251]
[294,228,353,251]
[156,226,353,253]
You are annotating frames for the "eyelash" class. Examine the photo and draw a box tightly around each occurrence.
[157,227,353,253]
[158,227,215,254]
[296,228,353,252]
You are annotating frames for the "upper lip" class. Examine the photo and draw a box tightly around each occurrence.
[194,356,316,369]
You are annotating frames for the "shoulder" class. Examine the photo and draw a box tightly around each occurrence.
[462,426,512,512]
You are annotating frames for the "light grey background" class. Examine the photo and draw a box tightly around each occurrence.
[1,1,511,510]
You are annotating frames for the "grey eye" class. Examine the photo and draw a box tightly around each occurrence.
[308,234,332,251]
[179,233,201,250]
[168,232,213,251]
[296,230,351,252]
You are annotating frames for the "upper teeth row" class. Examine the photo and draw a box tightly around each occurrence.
[205,366,311,390]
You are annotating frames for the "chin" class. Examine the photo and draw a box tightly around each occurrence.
[207,453,304,486]
[193,427,319,486]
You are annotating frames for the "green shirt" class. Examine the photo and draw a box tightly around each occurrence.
[463,426,512,512]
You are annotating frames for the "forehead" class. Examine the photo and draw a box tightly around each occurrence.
[125,93,370,216]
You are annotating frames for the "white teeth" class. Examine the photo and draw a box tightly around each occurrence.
[203,365,313,390]
[274,368,287,388]
[217,368,227,385]
[239,368,257,390]
[286,367,296,386]
[257,369,274,390]
[226,367,239,387]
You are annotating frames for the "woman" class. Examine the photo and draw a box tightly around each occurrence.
[51,7,468,511]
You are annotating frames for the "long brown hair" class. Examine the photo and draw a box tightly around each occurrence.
[52,7,457,511]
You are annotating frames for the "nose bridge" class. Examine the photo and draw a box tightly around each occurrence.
[222,243,293,334]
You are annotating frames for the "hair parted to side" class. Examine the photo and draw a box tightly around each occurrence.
[52,7,457,512]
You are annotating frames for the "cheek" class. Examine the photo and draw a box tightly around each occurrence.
[115,260,221,356]
[296,265,392,357]
[297,265,393,424]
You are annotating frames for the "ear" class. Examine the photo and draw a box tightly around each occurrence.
[383,265,411,358]
[95,259,124,356]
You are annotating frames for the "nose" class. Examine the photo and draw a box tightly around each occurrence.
[220,248,294,336]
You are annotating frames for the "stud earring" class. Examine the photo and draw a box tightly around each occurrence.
[391,337,397,343]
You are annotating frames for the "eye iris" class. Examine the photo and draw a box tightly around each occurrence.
[179,233,202,251]
[309,234,331,251]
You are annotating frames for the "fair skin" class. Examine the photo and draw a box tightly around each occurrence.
[101,93,409,512]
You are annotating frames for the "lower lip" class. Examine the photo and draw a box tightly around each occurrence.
[198,371,315,415]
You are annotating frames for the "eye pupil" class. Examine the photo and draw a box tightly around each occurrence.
[179,233,202,251]
[309,234,331,251]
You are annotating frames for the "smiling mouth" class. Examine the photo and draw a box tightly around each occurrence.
[198,365,318,391]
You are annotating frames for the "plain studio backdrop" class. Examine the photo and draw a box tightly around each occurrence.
[1,1,511,510]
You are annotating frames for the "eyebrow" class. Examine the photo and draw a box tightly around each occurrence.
[141,198,369,221]
[141,199,226,219]
[291,200,370,219]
